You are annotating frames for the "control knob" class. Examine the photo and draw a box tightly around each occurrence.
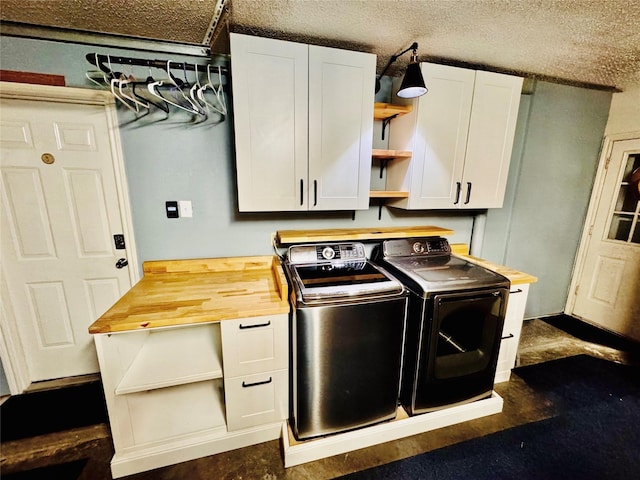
[322,246,336,260]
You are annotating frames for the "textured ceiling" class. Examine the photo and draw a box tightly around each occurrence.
[2,0,639,90]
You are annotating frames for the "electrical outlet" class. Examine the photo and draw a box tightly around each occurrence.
[178,200,193,218]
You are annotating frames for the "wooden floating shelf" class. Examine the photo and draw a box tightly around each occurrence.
[372,149,412,160]
[373,102,412,120]
[369,191,409,198]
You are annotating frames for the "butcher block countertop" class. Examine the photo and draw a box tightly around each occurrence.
[88,256,289,334]
[451,244,538,285]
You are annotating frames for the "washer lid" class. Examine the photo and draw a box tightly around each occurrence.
[380,255,509,293]
[288,260,404,302]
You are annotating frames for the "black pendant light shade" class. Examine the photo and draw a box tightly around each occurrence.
[397,61,427,98]
[375,42,428,99]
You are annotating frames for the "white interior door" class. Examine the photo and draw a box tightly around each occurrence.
[569,137,640,340]
[1,96,134,384]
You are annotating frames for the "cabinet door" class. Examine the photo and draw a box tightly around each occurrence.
[495,284,529,383]
[308,45,375,211]
[230,33,309,212]
[408,63,475,209]
[462,71,523,208]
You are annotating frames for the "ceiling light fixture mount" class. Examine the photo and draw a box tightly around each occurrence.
[375,42,428,99]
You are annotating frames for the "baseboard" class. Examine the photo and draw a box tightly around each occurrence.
[282,393,503,467]
[540,314,640,353]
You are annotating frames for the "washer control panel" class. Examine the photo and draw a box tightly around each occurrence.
[287,243,367,265]
[381,237,451,257]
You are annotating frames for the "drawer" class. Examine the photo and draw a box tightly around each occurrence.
[220,314,288,377]
[224,369,288,431]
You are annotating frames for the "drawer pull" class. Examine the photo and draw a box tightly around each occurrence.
[242,377,272,388]
[239,320,271,330]
[502,333,515,340]
[510,288,523,294]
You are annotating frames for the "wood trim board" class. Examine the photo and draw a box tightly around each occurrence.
[275,225,454,245]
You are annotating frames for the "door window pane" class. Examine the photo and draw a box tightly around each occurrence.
[608,214,633,241]
[607,153,640,244]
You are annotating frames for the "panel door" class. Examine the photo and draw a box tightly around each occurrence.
[409,63,474,209]
[0,98,132,382]
[230,33,309,212]
[462,71,523,208]
[308,45,375,211]
[571,138,640,340]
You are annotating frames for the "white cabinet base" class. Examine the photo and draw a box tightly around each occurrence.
[111,421,283,478]
[495,284,530,383]
[282,392,503,467]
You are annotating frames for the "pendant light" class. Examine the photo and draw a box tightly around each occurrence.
[375,42,428,99]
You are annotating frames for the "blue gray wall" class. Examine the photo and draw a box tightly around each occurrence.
[0,36,475,269]
[0,35,611,324]
[481,82,611,318]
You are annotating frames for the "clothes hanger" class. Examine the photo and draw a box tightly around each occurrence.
[103,55,140,113]
[131,65,170,114]
[85,54,111,87]
[147,61,201,115]
[117,62,149,112]
[179,63,206,116]
[212,65,227,116]
[198,65,226,116]
[189,64,209,111]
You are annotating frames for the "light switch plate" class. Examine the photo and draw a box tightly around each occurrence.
[166,201,179,218]
[178,200,193,218]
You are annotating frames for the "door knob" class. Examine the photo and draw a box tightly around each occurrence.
[115,258,128,269]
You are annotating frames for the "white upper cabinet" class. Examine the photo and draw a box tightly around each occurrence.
[386,63,523,209]
[230,34,308,212]
[230,33,375,212]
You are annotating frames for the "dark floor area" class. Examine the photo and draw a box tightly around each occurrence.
[2,316,639,480]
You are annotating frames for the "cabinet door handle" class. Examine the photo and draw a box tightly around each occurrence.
[453,182,462,204]
[510,288,523,294]
[300,179,304,206]
[501,333,515,340]
[242,377,272,388]
[313,180,318,206]
[464,182,472,204]
[239,320,271,329]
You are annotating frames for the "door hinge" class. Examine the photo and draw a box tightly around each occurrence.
[604,152,612,169]
[588,224,594,236]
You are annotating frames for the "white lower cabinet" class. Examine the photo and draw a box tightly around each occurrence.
[495,284,530,383]
[94,315,288,478]
[220,315,289,431]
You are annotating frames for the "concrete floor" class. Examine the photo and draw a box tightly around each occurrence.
[3,318,639,480]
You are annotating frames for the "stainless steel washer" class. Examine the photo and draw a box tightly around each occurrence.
[284,242,408,440]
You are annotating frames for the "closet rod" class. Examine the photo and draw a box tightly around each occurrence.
[86,53,228,75]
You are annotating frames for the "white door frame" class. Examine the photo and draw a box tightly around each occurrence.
[0,81,139,394]
[565,130,640,318]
